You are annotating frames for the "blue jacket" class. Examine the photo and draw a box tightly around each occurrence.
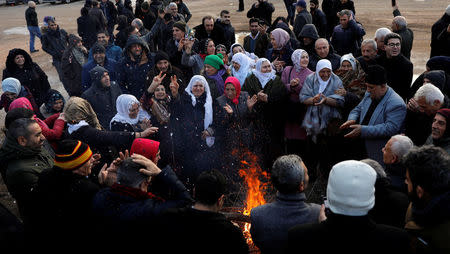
[348,87,406,165]
[88,42,123,62]
[250,192,321,254]
[81,57,119,92]
[331,19,365,56]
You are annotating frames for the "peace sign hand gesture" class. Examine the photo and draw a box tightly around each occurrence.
[148,71,167,93]
[169,75,179,97]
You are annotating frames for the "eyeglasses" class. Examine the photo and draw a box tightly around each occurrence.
[387,43,401,48]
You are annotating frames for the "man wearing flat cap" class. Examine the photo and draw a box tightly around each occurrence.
[340,64,406,165]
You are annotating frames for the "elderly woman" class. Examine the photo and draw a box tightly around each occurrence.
[40,89,65,119]
[64,97,157,171]
[300,59,344,175]
[242,58,287,169]
[1,77,39,114]
[334,53,366,119]
[281,49,313,155]
[230,53,253,87]
[266,28,294,73]
[177,75,218,189]
[110,94,151,132]
[202,54,230,99]
[214,76,257,183]
[2,48,50,106]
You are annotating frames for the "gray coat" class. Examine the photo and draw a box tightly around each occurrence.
[348,87,406,165]
[250,192,321,254]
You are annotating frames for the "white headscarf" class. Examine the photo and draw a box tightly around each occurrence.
[252,58,277,88]
[231,53,252,87]
[315,59,333,94]
[340,53,356,70]
[184,75,213,130]
[109,94,150,129]
[291,49,307,72]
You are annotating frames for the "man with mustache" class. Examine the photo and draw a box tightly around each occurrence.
[424,108,450,154]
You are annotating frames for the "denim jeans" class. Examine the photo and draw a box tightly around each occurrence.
[27,26,42,51]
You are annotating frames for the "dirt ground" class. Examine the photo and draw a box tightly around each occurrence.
[0,0,448,217]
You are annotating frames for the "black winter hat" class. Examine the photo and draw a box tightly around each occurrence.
[154,51,170,64]
[310,0,318,5]
[365,65,387,86]
[91,43,106,54]
[89,65,109,83]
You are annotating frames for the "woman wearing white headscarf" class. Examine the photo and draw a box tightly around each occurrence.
[242,58,288,169]
[281,49,314,155]
[0,77,39,115]
[110,94,151,132]
[300,59,344,175]
[177,75,218,187]
[231,53,253,87]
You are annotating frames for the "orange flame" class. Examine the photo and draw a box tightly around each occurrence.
[238,151,270,246]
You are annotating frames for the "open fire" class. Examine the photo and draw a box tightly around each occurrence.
[238,150,270,249]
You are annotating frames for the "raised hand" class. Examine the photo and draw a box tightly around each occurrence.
[169,75,179,97]
[223,103,233,114]
[247,94,258,110]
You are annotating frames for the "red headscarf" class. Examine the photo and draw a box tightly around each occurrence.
[9,97,33,111]
[130,138,160,161]
[224,76,241,105]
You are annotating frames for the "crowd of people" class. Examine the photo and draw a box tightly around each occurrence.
[0,0,450,252]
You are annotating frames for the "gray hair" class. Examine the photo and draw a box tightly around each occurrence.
[393,16,407,29]
[28,1,36,7]
[374,27,391,41]
[338,9,352,17]
[390,135,414,158]
[361,158,386,179]
[271,154,306,194]
[117,158,148,188]
[414,83,444,105]
[131,18,144,29]
[361,39,377,51]
[168,2,177,8]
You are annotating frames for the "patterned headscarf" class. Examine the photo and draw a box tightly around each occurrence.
[44,89,65,114]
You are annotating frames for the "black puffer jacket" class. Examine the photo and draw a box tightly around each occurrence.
[81,65,122,130]
[2,48,50,106]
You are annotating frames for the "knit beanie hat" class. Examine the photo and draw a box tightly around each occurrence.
[130,138,160,161]
[92,43,106,55]
[204,54,224,70]
[90,65,109,83]
[365,64,387,85]
[54,140,93,170]
[327,160,376,216]
[173,21,187,33]
[295,0,306,8]
[446,4,450,16]
[1,77,21,94]
[154,50,170,64]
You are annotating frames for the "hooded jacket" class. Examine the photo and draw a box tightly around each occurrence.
[118,35,154,98]
[298,24,319,56]
[81,65,122,130]
[2,48,51,107]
